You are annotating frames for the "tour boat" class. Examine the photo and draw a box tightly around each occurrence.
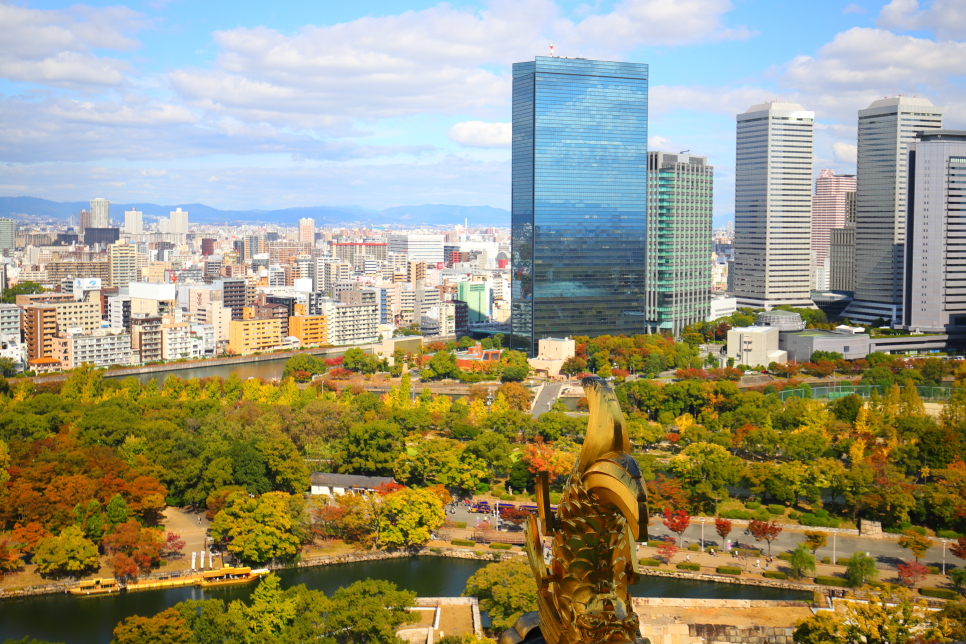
[196,566,269,588]
[70,578,123,595]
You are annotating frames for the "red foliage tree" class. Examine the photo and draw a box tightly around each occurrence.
[897,560,929,588]
[656,541,678,564]
[714,517,733,542]
[951,536,966,561]
[10,522,51,554]
[162,532,186,558]
[663,508,691,546]
[312,504,347,541]
[675,368,708,381]
[108,552,140,580]
[375,481,406,496]
[647,474,688,511]
[327,367,354,380]
[500,506,530,527]
[102,520,163,576]
[747,519,783,556]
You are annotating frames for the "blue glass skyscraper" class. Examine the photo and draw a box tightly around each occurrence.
[510,56,648,355]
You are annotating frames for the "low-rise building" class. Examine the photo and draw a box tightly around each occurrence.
[781,329,872,362]
[726,326,786,368]
[309,472,395,496]
[52,328,132,370]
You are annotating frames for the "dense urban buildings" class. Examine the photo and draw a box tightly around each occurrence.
[845,97,944,323]
[646,151,713,336]
[810,169,856,290]
[901,130,966,333]
[510,56,648,355]
[89,198,110,228]
[731,102,814,309]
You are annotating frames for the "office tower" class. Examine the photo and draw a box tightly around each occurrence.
[84,227,120,247]
[243,234,266,261]
[0,218,14,254]
[123,209,143,235]
[78,209,91,233]
[732,102,814,309]
[902,130,966,332]
[811,170,856,290]
[169,207,188,236]
[90,198,110,228]
[108,240,138,288]
[201,238,215,256]
[845,96,943,323]
[646,151,714,336]
[298,218,315,245]
[458,281,489,323]
[510,56,647,354]
[388,234,444,265]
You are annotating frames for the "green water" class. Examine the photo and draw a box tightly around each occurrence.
[0,557,811,644]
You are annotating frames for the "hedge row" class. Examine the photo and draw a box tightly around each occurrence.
[717,567,742,575]
[639,558,662,567]
[676,562,700,571]
[452,539,476,547]
[920,587,960,600]
[815,576,849,587]
[768,504,786,515]
[489,543,513,550]
[763,571,788,580]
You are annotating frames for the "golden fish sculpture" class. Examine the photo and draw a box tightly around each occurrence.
[500,376,650,644]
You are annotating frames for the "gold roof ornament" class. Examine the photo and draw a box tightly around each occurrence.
[500,376,650,644]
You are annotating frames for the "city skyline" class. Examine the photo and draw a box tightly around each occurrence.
[2,0,965,221]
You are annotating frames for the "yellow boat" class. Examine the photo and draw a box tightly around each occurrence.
[196,566,269,588]
[70,578,123,596]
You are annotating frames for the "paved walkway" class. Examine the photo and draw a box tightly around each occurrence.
[531,382,564,417]
[162,507,212,571]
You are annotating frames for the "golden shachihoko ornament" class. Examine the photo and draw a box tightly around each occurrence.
[500,376,651,644]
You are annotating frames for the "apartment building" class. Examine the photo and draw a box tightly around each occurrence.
[228,318,283,355]
[130,314,163,363]
[53,328,132,370]
[289,315,327,346]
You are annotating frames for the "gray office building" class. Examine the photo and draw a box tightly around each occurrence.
[844,97,943,323]
[732,102,814,309]
[902,131,966,332]
[0,219,14,254]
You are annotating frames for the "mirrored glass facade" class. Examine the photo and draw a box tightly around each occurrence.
[510,57,648,355]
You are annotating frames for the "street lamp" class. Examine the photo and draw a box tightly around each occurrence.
[942,539,948,575]
[700,518,705,550]
[831,529,838,564]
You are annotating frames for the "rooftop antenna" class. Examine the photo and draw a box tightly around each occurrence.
[549,42,555,57]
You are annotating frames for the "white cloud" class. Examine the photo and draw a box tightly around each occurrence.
[0,2,148,88]
[833,142,858,163]
[843,3,867,13]
[878,0,966,40]
[650,84,780,117]
[168,0,750,130]
[447,121,511,148]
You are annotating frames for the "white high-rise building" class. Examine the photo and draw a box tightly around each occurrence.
[811,170,856,290]
[845,96,944,324]
[298,218,315,245]
[902,130,966,333]
[732,102,815,309]
[169,207,188,236]
[388,234,444,265]
[90,198,110,228]
[123,209,143,234]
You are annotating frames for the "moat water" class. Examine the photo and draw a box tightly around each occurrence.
[0,557,811,644]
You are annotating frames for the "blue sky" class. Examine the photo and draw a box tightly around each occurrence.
[1,0,965,220]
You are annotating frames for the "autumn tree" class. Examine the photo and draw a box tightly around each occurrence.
[102,520,163,577]
[495,382,532,412]
[803,531,828,555]
[500,506,531,527]
[897,530,932,563]
[33,527,100,578]
[210,491,306,564]
[379,488,445,548]
[663,508,691,546]
[747,519,783,556]
[714,516,732,543]
[949,536,966,562]
[657,541,678,564]
[463,558,538,631]
[897,560,929,588]
[789,544,816,580]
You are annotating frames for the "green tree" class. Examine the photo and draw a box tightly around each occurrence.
[210,492,305,564]
[1,281,45,304]
[283,354,325,379]
[0,358,17,377]
[33,526,100,577]
[465,431,513,481]
[845,551,879,587]
[379,488,445,547]
[789,543,816,580]
[668,441,743,510]
[425,351,460,380]
[463,558,538,631]
[325,579,418,644]
[337,420,404,477]
[105,494,131,526]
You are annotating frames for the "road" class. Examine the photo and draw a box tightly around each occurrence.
[531,382,564,417]
[444,503,961,574]
[645,519,959,572]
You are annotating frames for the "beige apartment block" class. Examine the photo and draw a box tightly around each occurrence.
[228,318,282,355]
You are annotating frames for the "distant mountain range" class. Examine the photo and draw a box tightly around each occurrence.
[0,197,510,228]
